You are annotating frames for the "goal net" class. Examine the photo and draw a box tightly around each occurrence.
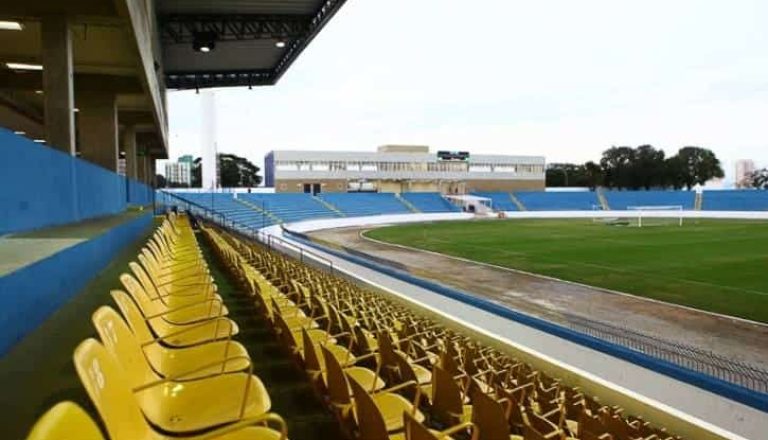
[593,205,684,227]
[626,205,684,227]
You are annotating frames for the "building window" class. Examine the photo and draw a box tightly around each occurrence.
[494,165,517,173]
[312,162,329,171]
[469,164,492,172]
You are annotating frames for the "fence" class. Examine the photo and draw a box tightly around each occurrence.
[562,312,768,394]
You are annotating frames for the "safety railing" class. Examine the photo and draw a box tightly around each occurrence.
[562,312,768,394]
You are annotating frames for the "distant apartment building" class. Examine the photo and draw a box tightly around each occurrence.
[265,145,545,194]
[165,158,193,187]
[734,159,756,188]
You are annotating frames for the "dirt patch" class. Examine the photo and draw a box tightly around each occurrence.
[310,226,768,370]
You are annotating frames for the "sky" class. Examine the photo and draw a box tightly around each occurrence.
[162,0,768,184]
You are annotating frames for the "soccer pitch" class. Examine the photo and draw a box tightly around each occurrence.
[365,219,768,323]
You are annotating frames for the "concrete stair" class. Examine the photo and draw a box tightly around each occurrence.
[314,196,345,216]
[235,198,282,223]
[509,192,527,211]
[395,193,421,213]
[597,187,610,210]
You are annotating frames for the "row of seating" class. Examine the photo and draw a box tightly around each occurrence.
[26,214,288,440]
[202,221,683,440]
[318,193,413,216]
[240,193,342,223]
[176,192,279,228]
[401,192,461,213]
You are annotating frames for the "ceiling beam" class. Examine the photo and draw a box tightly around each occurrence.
[159,14,310,44]
[0,70,143,94]
[165,69,273,90]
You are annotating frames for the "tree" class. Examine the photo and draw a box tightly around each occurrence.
[155,174,167,188]
[600,146,636,189]
[632,145,666,190]
[584,161,604,189]
[751,168,768,189]
[670,146,724,190]
[191,157,202,188]
[218,153,262,187]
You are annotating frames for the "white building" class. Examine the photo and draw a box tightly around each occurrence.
[734,159,756,188]
[165,161,192,186]
[265,145,545,194]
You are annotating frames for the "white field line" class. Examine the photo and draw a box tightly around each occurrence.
[359,231,768,328]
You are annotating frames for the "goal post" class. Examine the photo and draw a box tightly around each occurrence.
[627,205,684,227]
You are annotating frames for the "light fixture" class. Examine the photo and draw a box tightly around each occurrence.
[275,40,286,48]
[73,108,79,112]
[33,139,45,143]
[35,89,43,94]
[192,31,217,53]
[5,62,43,71]
[0,21,23,31]
[13,130,26,135]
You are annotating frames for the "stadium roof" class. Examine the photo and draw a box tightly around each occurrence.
[158,0,348,90]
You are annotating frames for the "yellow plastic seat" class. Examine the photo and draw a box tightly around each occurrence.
[348,373,425,438]
[431,365,472,426]
[25,402,103,440]
[121,272,227,325]
[111,289,239,348]
[93,306,250,380]
[73,339,288,440]
[302,329,384,396]
[131,261,218,306]
[91,309,271,433]
[470,388,523,440]
[403,411,478,440]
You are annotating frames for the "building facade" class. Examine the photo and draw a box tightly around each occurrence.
[165,160,192,187]
[734,159,756,189]
[265,146,545,194]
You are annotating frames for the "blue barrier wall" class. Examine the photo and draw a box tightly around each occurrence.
[0,128,153,235]
[0,213,152,355]
[282,228,768,412]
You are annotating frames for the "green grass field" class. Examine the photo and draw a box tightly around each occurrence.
[365,219,768,323]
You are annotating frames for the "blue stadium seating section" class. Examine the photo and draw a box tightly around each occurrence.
[174,193,277,228]
[240,193,341,222]
[400,192,460,212]
[702,190,768,211]
[515,191,600,211]
[0,128,154,235]
[604,190,696,210]
[318,192,411,216]
[471,192,518,211]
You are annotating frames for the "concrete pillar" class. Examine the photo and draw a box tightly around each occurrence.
[136,154,147,183]
[41,16,75,153]
[77,91,118,171]
[122,126,138,180]
[147,156,156,187]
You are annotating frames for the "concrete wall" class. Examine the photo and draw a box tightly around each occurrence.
[0,129,153,235]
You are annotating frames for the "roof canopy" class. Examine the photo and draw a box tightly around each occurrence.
[158,0,347,90]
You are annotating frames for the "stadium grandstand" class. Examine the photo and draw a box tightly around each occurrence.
[1,2,767,440]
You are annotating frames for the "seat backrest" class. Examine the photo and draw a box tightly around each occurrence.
[110,290,154,344]
[127,263,161,301]
[302,328,322,373]
[25,402,104,440]
[348,374,389,440]
[119,272,160,315]
[73,339,154,440]
[470,387,511,440]
[432,365,464,425]
[404,410,438,440]
[320,345,352,407]
[92,306,157,386]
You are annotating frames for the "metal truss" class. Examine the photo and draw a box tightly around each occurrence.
[160,14,310,44]
[165,70,274,90]
[273,0,347,80]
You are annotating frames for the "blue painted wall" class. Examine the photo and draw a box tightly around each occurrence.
[0,128,153,235]
[0,213,152,356]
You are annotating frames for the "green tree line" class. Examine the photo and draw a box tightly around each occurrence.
[546,145,725,190]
